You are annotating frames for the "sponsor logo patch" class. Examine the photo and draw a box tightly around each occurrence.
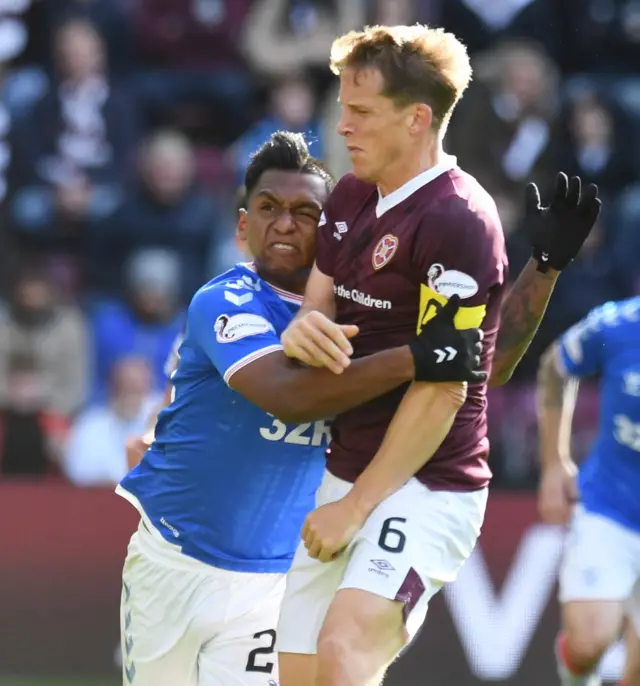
[214,313,273,343]
[333,221,348,241]
[334,284,392,310]
[427,263,479,299]
[372,234,398,270]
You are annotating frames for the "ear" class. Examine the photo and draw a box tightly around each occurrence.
[236,208,252,257]
[408,103,432,135]
[237,207,247,239]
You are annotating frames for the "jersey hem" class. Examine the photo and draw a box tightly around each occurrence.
[116,485,294,574]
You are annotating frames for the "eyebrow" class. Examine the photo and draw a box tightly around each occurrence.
[255,190,322,211]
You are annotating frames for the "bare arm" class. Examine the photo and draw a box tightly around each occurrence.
[537,342,579,469]
[297,264,336,320]
[536,341,580,523]
[230,346,414,424]
[348,382,467,516]
[490,259,559,387]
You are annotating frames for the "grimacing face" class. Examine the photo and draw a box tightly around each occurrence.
[238,169,328,287]
[336,66,425,184]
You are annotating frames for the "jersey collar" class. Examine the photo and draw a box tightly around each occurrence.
[241,262,303,305]
[375,154,457,218]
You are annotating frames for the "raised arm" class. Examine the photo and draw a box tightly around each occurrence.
[490,259,558,386]
[491,174,601,386]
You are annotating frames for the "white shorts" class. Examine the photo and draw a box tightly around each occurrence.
[559,506,640,635]
[121,518,284,686]
[277,469,488,655]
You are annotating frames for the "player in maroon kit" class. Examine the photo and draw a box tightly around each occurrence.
[276,25,601,686]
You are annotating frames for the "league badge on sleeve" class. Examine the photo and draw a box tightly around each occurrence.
[215,313,274,343]
[372,234,398,270]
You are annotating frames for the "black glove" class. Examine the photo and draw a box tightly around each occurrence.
[525,172,601,273]
[409,295,487,384]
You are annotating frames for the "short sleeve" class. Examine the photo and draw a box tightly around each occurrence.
[413,199,507,332]
[558,306,609,378]
[189,284,282,385]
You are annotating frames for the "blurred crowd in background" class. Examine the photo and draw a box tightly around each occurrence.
[0,0,638,488]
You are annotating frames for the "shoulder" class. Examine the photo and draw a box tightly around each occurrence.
[430,170,503,243]
[189,265,272,320]
[323,173,375,220]
[581,298,640,337]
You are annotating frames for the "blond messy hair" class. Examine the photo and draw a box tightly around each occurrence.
[330,25,472,131]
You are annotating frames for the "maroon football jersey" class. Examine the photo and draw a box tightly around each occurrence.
[316,158,508,492]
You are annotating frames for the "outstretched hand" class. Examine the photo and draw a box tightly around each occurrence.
[525,172,601,273]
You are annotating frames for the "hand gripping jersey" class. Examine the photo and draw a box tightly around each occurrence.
[559,297,640,532]
[118,264,327,573]
[316,157,508,491]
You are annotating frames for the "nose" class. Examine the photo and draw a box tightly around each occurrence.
[336,111,352,138]
[273,208,296,233]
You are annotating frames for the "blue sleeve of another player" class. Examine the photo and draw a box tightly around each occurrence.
[189,283,282,385]
[558,305,611,377]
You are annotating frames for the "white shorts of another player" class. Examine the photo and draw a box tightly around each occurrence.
[559,505,640,636]
[277,469,488,655]
[120,517,284,686]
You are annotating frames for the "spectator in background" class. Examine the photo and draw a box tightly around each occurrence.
[558,89,637,196]
[439,0,561,60]
[64,357,157,487]
[134,0,255,141]
[561,0,640,73]
[93,129,222,300]
[90,249,184,402]
[39,0,134,78]
[11,17,138,249]
[232,73,323,183]
[0,352,68,477]
[242,0,363,83]
[0,264,88,417]
[449,40,559,224]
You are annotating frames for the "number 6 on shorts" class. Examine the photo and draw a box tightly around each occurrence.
[378,517,407,553]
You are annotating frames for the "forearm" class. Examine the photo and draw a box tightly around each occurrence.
[490,259,559,387]
[233,347,415,423]
[537,344,579,468]
[347,382,466,516]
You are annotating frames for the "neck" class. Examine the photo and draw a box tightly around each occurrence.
[377,138,443,197]
[256,266,308,296]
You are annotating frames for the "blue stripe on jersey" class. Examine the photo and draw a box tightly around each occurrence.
[559,297,640,532]
[119,264,327,572]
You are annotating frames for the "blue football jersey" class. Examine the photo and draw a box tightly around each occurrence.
[558,297,640,533]
[118,264,327,573]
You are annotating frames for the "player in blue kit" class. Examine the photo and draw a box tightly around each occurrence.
[116,131,486,686]
[538,297,640,686]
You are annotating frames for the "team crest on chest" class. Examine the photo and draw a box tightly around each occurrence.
[372,234,398,270]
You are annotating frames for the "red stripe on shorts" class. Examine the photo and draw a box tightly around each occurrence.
[394,567,425,623]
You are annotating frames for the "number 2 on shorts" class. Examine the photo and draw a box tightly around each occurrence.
[245,629,276,674]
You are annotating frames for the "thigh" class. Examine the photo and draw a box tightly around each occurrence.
[198,573,286,686]
[559,507,638,604]
[340,479,488,641]
[121,532,201,686]
[276,471,354,658]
